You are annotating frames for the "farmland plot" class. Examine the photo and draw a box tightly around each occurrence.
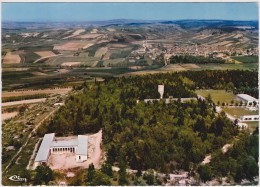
[3,52,21,64]
[94,47,108,58]
[34,51,56,57]
[54,41,89,51]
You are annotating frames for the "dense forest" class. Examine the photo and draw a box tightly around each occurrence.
[37,70,258,182]
[200,129,259,183]
[170,55,226,64]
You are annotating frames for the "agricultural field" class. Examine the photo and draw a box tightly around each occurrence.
[34,51,56,57]
[2,88,72,97]
[3,51,22,64]
[231,56,259,63]
[54,41,89,51]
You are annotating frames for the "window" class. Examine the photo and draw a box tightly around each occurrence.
[79,156,81,160]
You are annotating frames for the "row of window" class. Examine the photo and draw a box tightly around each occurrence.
[243,117,259,121]
[52,147,75,153]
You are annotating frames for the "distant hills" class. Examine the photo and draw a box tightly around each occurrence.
[2,19,258,31]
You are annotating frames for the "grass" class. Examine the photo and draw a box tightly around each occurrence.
[222,107,259,118]
[195,89,237,104]
[231,56,259,63]
[23,52,41,63]
[198,63,258,70]
[245,121,259,133]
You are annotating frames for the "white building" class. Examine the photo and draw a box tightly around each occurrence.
[237,94,259,107]
[158,85,164,99]
[34,133,88,168]
[240,115,259,122]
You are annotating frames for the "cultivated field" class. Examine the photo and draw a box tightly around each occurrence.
[2,88,72,98]
[31,71,48,76]
[54,42,88,51]
[2,98,47,107]
[61,62,81,67]
[3,52,21,64]
[90,28,98,33]
[34,51,56,57]
[161,64,187,71]
[231,56,258,63]
[75,33,103,39]
[2,112,18,121]
[63,29,85,39]
[180,63,200,69]
[94,47,108,58]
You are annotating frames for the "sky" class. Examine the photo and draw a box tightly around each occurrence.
[2,2,259,22]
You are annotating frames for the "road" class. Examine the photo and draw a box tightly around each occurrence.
[3,107,58,174]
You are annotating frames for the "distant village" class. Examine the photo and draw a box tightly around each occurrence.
[128,38,258,64]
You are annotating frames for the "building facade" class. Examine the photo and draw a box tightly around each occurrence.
[237,94,259,107]
[34,133,88,168]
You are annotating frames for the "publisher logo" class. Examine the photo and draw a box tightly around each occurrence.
[8,175,27,182]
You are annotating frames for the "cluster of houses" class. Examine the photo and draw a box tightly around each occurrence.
[128,38,258,64]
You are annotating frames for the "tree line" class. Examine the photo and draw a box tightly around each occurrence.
[170,55,226,64]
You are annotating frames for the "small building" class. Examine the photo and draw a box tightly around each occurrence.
[34,133,88,168]
[237,94,259,107]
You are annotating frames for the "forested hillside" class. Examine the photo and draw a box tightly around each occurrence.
[37,70,258,181]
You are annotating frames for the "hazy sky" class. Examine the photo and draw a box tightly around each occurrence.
[2,2,259,22]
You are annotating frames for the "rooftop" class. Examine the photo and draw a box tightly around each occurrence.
[50,139,78,147]
[35,133,88,162]
[35,133,55,162]
[237,94,258,102]
[76,135,88,156]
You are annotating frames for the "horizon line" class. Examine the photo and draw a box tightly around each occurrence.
[2,18,259,23]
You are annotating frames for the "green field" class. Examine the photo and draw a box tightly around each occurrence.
[198,63,258,70]
[196,89,237,104]
[222,107,259,118]
[245,121,259,133]
[231,56,259,63]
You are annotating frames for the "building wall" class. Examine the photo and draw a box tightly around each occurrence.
[51,146,76,154]
[76,155,87,162]
[240,115,259,122]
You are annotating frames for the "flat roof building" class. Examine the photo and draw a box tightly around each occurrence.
[237,94,259,106]
[35,133,55,163]
[34,133,88,168]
